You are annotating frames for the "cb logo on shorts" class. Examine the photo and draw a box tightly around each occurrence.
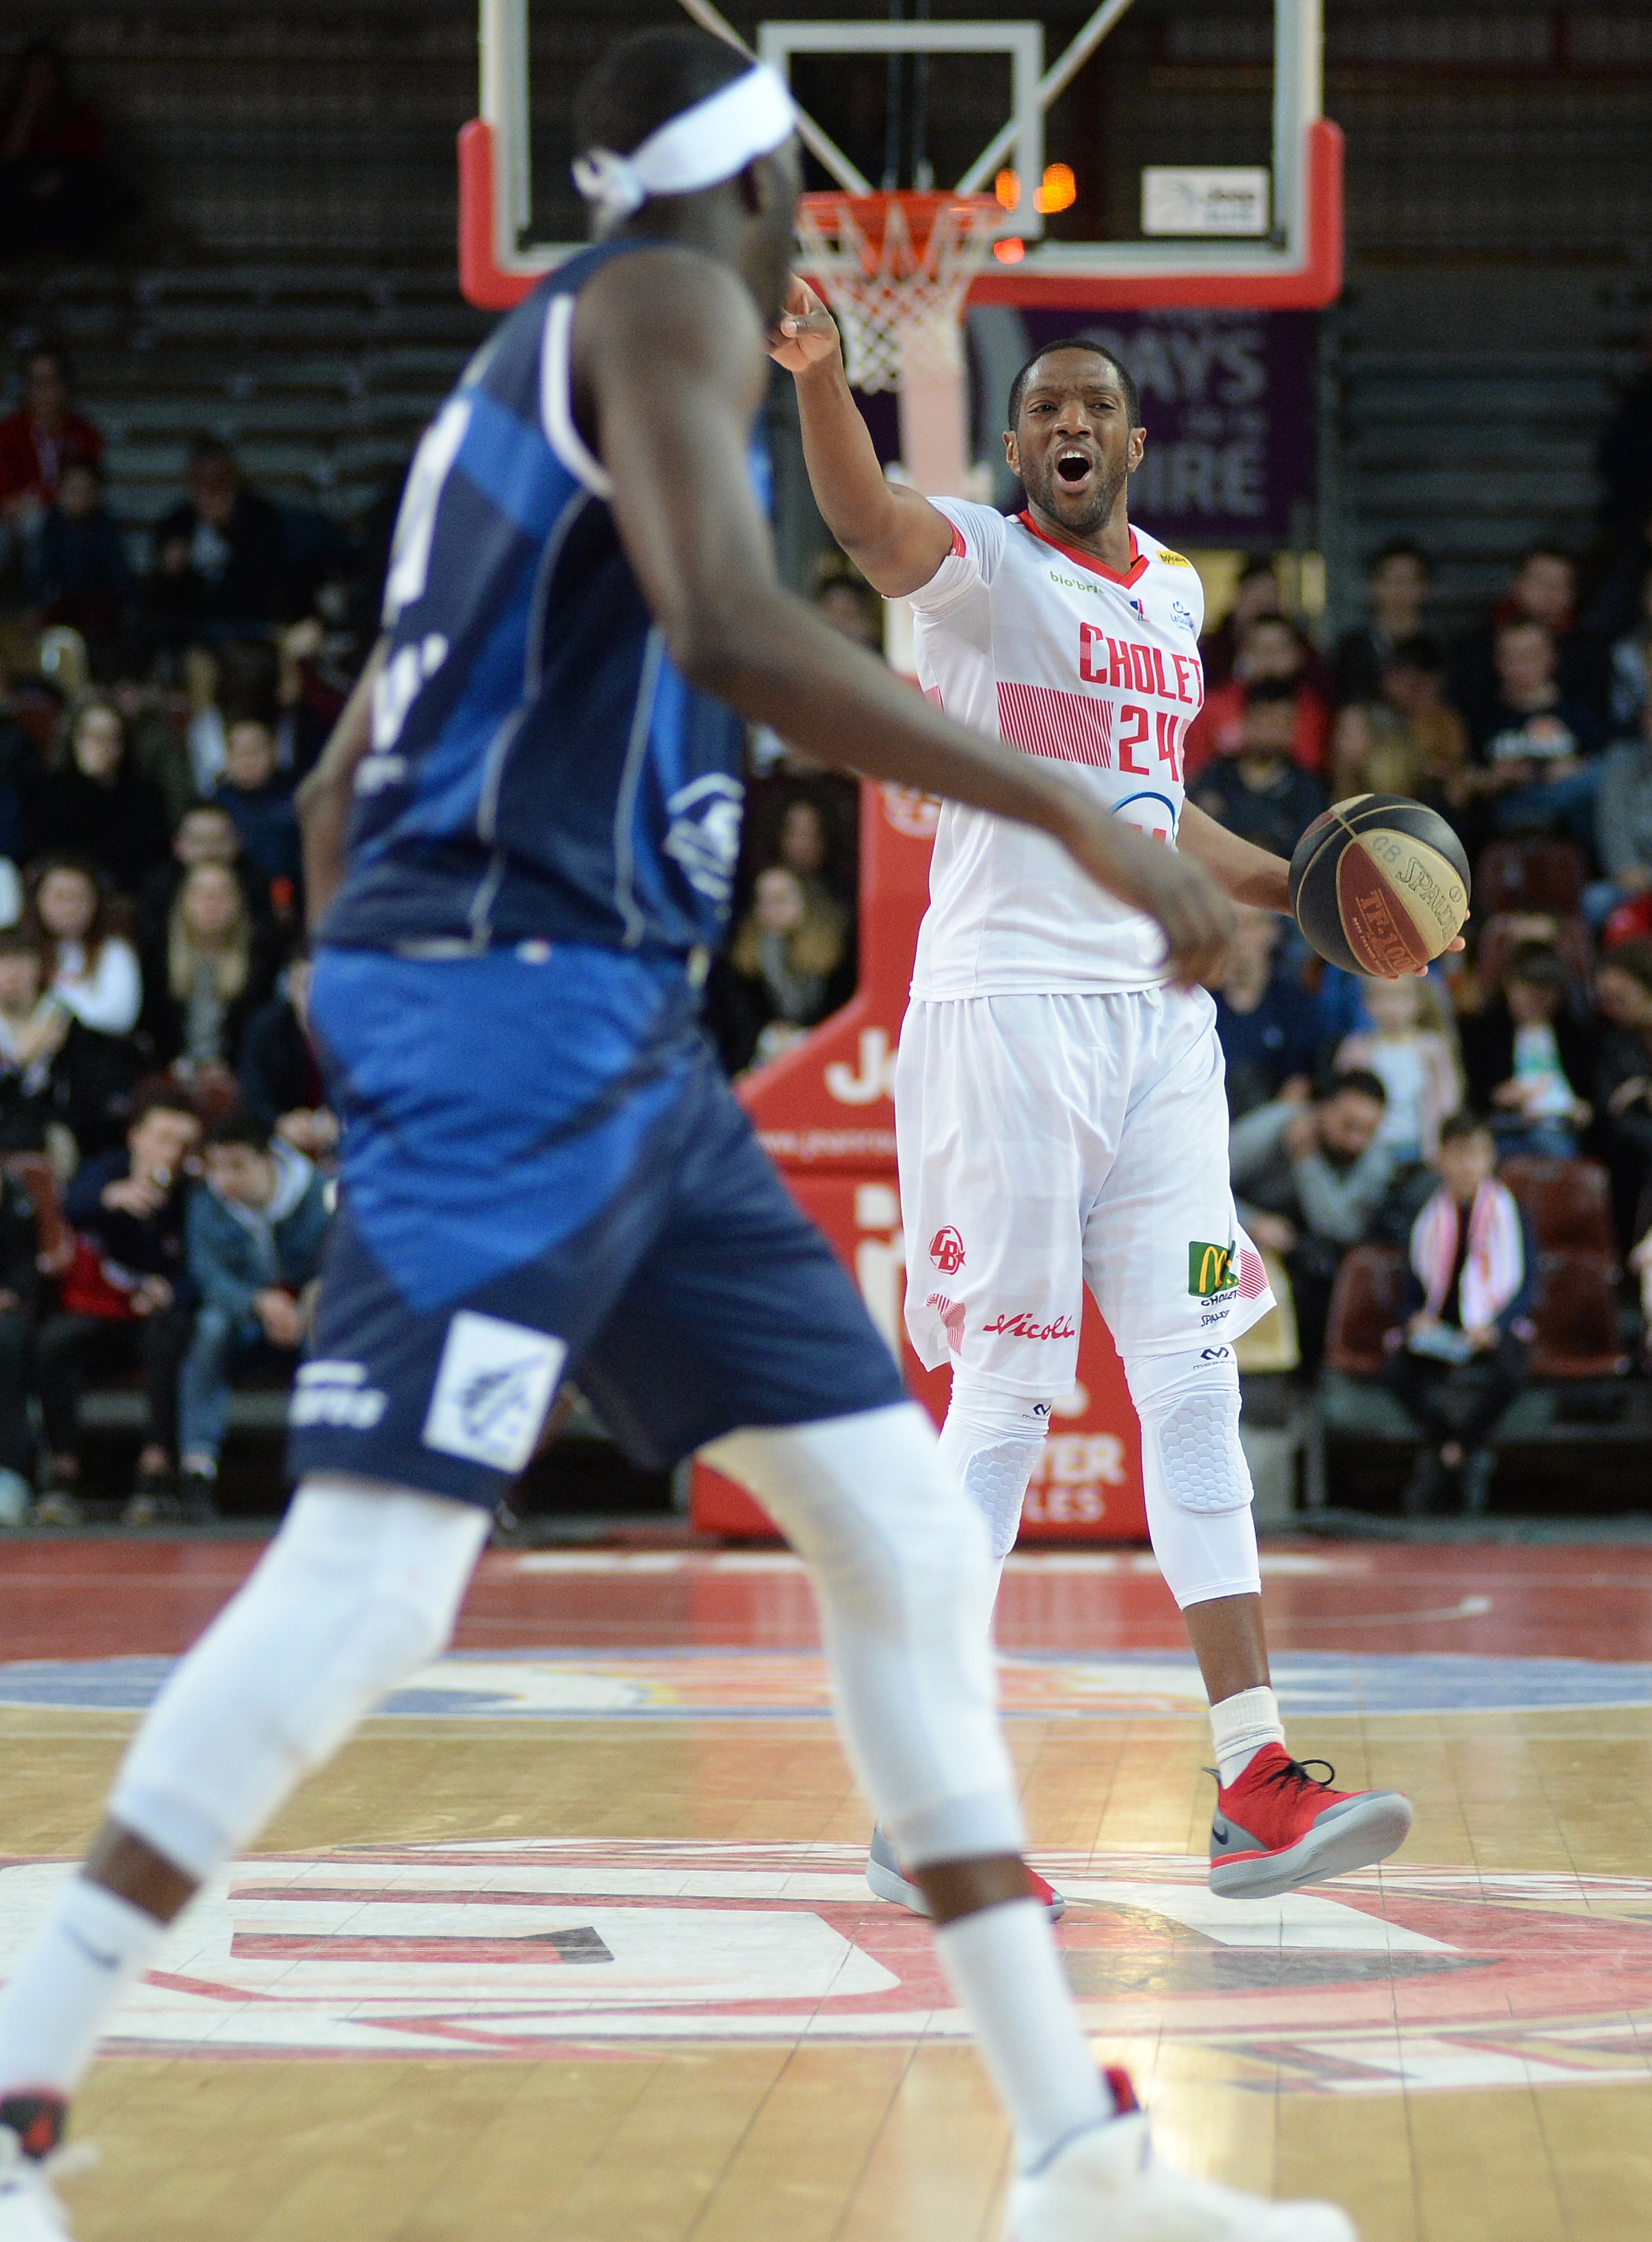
[929,1226,966,1276]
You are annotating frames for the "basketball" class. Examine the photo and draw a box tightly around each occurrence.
[1288,794,1471,977]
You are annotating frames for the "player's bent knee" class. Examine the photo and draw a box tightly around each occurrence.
[1126,1345,1253,1517]
[109,1475,490,1878]
[938,1371,1053,1561]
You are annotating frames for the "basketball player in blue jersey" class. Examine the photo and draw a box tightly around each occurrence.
[0,31,1354,2242]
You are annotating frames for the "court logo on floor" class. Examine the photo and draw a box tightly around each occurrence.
[3,1842,1652,2095]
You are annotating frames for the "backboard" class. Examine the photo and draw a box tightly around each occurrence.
[459,0,1342,316]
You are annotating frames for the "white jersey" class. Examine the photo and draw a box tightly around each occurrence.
[908,499,1206,997]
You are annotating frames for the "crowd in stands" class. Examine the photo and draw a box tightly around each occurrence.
[1193,479,1652,1508]
[8,200,1652,1524]
[0,334,350,1528]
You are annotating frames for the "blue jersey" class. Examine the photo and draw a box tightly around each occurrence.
[321,238,761,962]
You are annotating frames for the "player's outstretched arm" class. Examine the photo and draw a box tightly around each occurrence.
[766,277,955,598]
[296,636,385,931]
[575,248,1234,988]
[1178,801,1292,913]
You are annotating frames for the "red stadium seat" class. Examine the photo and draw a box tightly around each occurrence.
[1526,1251,1628,1378]
[1323,1245,1405,1375]
[1499,1156,1616,1256]
[1475,839,1587,916]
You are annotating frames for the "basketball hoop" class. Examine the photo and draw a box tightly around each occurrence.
[795,189,1002,395]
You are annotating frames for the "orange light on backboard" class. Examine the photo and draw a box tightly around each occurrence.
[992,237,1026,263]
[994,168,1020,212]
[1035,163,1077,215]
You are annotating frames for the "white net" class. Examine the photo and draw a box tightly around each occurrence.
[794,191,1003,394]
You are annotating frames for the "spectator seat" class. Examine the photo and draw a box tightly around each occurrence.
[1527,1250,1629,1379]
[1474,913,1594,1001]
[1500,1156,1616,1256]
[1323,1244,1405,1376]
[1,1154,74,1278]
[1476,839,1587,916]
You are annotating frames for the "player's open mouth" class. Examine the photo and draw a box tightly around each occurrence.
[1054,448,1094,489]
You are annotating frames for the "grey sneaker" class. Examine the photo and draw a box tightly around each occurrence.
[866,1825,1066,1920]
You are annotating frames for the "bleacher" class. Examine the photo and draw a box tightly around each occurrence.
[5,261,488,565]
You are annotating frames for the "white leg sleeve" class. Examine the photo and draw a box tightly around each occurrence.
[936,1371,1053,1563]
[702,1402,1025,1868]
[1124,1346,1261,1611]
[110,1475,490,1880]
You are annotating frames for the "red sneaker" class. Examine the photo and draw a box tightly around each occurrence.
[1208,1743,1412,1898]
[866,1826,1066,1921]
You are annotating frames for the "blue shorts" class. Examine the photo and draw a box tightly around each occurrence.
[290,944,904,1509]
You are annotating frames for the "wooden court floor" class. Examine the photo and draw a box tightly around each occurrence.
[2,1537,1651,2242]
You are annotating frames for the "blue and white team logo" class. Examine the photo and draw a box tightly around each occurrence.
[662,772,744,904]
[1172,600,1196,635]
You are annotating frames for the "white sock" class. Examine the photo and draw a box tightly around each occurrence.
[932,1897,1112,2170]
[0,1877,168,2101]
[1210,1684,1286,1787]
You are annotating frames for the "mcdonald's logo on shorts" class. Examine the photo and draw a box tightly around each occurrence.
[1187,1241,1237,1297]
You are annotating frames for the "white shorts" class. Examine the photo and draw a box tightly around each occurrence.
[897,986,1273,1396]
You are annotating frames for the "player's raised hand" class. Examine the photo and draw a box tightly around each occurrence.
[766,275,842,374]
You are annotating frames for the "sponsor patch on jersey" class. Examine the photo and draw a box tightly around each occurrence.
[422,1311,566,1472]
[982,1310,1078,1341]
[1156,549,1195,567]
[1172,599,1196,634]
[1188,1241,1238,1298]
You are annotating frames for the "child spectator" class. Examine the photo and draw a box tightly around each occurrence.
[0,926,135,1159]
[1334,974,1462,1163]
[35,1096,201,1526]
[211,716,300,895]
[1184,616,1331,780]
[1584,692,1652,932]
[710,863,851,1075]
[1229,1070,1393,1374]
[1328,636,1468,804]
[27,459,131,651]
[23,694,171,895]
[1209,906,1323,1118]
[1331,542,1433,707]
[0,1159,38,1523]
[23,854,141,1036]
[177,1109,328,1517]
[1461,943,1595,1160]
[239,956,336,1162]
[1189,679,1327,859]
[140,861,277,1082]
[1384,1111,1536,1516]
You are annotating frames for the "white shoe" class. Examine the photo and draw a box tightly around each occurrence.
[866,1826,1066,1921]
[0,2127,85,2242]
[1005,2105,1357,2242]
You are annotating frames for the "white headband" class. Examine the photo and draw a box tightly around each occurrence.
[573,64,797,226]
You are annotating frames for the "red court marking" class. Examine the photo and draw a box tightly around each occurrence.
[3,1539,1652,1666]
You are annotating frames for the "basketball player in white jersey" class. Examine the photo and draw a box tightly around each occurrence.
[772,288,1415,1911]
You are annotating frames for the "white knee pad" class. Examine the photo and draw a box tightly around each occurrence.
[938,1372,1053,1563]
[703,1402,1024,1867]
[1126,1345,1260,1610]
[111,1476,490,1880]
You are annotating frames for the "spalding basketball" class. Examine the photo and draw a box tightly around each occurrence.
[1289,795,1470,976]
